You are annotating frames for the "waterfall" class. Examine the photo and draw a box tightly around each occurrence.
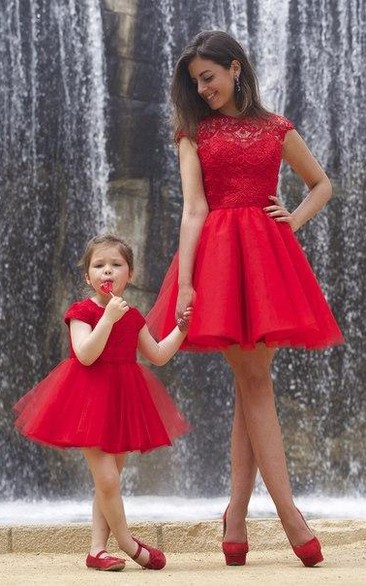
[0,0,364,502]
[0,0,110,498]
[146,0,366,497]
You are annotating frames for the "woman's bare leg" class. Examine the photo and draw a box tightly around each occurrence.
[224,344,313,546]
[83,448,149,565]
[223,378,257,543]
[89,453,125,556]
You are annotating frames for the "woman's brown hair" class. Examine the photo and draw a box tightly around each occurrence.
[171,30,270,139]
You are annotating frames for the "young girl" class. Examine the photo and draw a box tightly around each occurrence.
[13,233,191,572]
[147,31,344,568]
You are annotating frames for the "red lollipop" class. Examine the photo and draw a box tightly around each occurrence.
[101,281,113,294]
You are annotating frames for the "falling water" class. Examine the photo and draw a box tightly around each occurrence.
[0,0,110,498]
[0,0,365,508]
[147,0,366,498]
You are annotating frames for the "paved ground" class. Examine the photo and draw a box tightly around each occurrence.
[1,542,365,586]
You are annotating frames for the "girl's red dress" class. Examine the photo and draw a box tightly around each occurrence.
[147,113,344,350]
[13,300,190,453]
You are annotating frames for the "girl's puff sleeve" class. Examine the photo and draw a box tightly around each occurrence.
[64,301,94,327]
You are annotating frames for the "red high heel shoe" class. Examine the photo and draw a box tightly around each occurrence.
[132,537,166,570]
[290,510,324,567]
[222,506,249,566]
[292,536,323,567]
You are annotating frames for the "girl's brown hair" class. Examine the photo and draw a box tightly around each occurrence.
[171,30,270,139]
[80,233,134,274]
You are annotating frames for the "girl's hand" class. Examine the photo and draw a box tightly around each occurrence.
[104,295,129,323]
[264,196,300,232]
[175,284,195,321]
[177,306,193,332]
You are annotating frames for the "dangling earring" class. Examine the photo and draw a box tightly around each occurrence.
[235,75,241,93]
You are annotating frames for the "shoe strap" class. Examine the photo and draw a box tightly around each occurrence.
[94,550,126,562]
[132,541,142,561]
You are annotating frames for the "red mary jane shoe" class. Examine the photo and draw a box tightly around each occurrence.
[86,550,126,571]
[132,537,166,570]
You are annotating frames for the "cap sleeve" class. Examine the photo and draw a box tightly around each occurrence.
[174,128,187,145]
[64,301,94,327]
[275,114,295,141]
[132,308,146,332]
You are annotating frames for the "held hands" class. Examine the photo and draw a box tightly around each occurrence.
[176,284,195,319]
[176,284,195,333]
[177,306,193,332]
[264,196,300,232]
[104,294,129,324]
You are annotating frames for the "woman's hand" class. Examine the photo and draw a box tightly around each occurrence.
[104,295,129,324]
[264,196,300,232]
[175,284,195,321]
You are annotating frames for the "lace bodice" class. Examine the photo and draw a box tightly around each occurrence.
[193,113,294,210]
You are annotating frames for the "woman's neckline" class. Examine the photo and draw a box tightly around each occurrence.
[217,110,244,119]
[212,112,274,124]
[212,113,259,126]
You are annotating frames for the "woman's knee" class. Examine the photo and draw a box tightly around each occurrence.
[238,370,272,394]
[230,358,272,389]
[225,346,274,391]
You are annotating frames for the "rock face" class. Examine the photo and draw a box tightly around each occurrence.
[0,0,364,501]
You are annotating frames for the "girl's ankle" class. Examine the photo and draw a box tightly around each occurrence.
[89,547,107,557]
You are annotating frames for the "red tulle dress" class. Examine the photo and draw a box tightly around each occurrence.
[147,113,344,351]
[13,299,190,453]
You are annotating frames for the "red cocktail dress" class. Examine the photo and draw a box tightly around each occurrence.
[147,114,344,351]
[14,300,190,453]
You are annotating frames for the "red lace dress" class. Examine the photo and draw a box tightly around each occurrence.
[13,300,190,453]
[147,113,344,350]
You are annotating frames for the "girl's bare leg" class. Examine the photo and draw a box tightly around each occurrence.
[89,453,125,556]
[83,448,149,565]
[224,344,313,546]
[223,378,257,543]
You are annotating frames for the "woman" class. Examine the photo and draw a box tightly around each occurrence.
[148,30,343,567]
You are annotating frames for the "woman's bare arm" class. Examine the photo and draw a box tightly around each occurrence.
[264,130,332,231]
[176,137,209,316]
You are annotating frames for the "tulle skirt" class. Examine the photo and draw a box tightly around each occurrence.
[13,358,190,453]
[147,207,344,351]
